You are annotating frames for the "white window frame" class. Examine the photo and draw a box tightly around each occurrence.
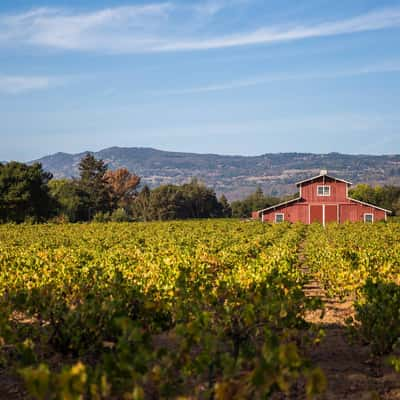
[275,213,284,223]
[317,185,331,197]
[364,213,374,223]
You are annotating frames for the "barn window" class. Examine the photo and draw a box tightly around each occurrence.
[364,213,373,223]
[275,213,284,223]
[317,185,330,196]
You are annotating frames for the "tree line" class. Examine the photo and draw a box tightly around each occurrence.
[0,154,232,223]
[349,184,400,215]
[230,187,297,218]
[1,154,400,223]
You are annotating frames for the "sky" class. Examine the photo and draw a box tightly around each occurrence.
[1,0,400,161]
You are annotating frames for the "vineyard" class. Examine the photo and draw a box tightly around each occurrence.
[0,220,399,399]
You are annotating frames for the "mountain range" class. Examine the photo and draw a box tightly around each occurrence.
[32,147,400,200]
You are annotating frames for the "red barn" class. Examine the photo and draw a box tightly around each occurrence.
[255,170,391,225]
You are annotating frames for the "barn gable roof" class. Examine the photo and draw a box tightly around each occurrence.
[295,171,352,187]
[348,197,392,213]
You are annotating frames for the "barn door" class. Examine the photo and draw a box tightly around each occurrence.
[310,204,337,225]
[325,205,338,224]
[310,205,323,224]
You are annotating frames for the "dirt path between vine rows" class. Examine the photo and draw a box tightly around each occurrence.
[300,260,400,400]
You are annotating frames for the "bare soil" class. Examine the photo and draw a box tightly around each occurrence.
[0,370,26,400]
[302,269,400,400]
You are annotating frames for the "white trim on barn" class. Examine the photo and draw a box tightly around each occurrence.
[364,213,374,223]
[296,173,352,187]
[317,185,331,196]
[258,197,301,214]
[348,197,392,214]
[275,213,285,223]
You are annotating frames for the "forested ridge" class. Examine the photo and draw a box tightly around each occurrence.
[32,147,400,200]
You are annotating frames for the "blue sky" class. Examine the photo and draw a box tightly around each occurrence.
[1,0,400,161]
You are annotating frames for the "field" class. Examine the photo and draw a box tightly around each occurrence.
[0,220,399,399]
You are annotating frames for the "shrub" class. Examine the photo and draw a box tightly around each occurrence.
[110,208,130,222]
[352,279,400,355]
[93,212,110,222]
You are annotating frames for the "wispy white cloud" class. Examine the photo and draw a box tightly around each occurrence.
[0,74,63,94]
[191,0,229,17]
[0,4,173,51]
[191,0,250,17]
[0,4,399,53]
[157,7,400,51]
[150,61,400,95]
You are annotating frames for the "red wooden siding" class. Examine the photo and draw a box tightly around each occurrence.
[325,205,338,223]
[310,205,323,224]
[262,202,307,223]
[340,202,386,222]
[300,178,348,203]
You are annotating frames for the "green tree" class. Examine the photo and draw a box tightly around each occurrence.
[219,194,232,217]
[181,179,222,218]
[349,184,378,205]
[131,181,224,221]
[49,179,89,222]
[148,185,185,221]
[0,162,54,222]
[132,185,151,221]
[250,186,266,210]
[110,208,130,222]
[349,184,400,215]
[78,154,111,219]
[231,187,280,218]
[378,185,400,215]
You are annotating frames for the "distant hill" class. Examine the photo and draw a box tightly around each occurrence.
[31,147,400,200]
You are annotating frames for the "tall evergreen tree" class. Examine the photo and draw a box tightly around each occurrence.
[219,194,232,217]
[78,154,110,218]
